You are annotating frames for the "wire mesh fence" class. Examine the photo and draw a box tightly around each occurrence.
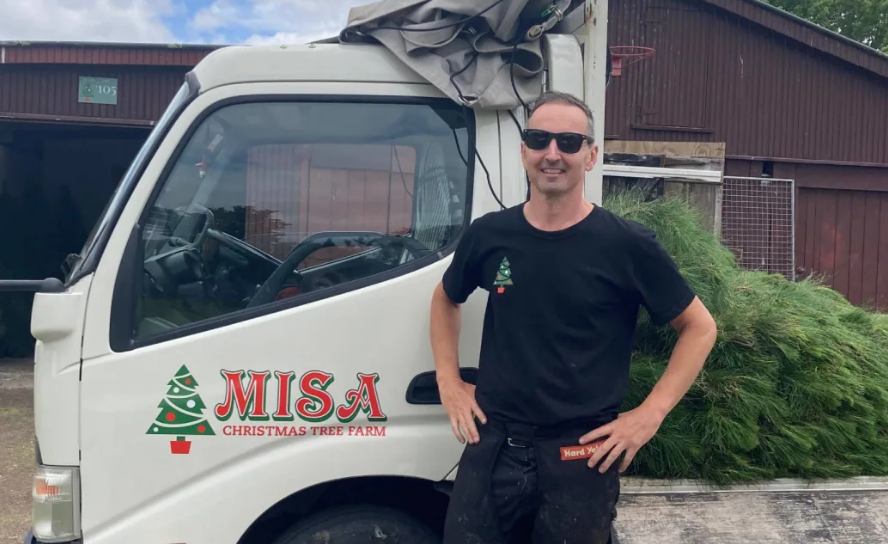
[720,176,796,280]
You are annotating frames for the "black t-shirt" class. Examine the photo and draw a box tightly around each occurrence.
[441,203,696,429]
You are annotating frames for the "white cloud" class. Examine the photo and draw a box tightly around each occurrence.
[0,0,367,46]
[191,0,244,33]
[0,0,179,43]
[192,0,360,44]
[244,29,338,45]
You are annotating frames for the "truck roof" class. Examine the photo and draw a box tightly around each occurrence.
[190,42,432,93]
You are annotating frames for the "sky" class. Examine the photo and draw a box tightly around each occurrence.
[0,0,369,46]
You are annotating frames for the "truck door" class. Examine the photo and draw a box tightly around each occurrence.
[75,81,489,544]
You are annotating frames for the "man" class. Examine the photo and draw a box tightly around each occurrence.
[429,90,718,543]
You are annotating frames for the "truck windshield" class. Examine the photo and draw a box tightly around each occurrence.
[125,97,472,343]
[65,82,193,284]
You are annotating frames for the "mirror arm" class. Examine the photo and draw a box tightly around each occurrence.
[0,278,66,293]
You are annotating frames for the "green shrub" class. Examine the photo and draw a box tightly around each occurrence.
[607,191,888,484]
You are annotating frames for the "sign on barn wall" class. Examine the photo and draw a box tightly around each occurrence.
[78,76,118,105]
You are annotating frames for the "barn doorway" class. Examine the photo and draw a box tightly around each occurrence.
[0,120,149,357]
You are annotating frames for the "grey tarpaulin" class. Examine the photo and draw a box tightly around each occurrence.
[339,0,575,110]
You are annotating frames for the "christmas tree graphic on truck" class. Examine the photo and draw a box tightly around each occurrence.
[147,365,215,454]
[494,257,514,293]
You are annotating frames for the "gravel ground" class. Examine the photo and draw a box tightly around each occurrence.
[0,360,34,544]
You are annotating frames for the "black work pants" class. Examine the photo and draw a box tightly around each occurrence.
[443,418,620,544]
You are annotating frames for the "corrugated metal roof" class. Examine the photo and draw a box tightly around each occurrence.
[0,41,218,66]
[698,0,888,79]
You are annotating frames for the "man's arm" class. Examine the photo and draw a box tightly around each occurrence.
[638,296,717,420]
[430,282,487,444]
[580,297,717,472]
[430,282,463,385]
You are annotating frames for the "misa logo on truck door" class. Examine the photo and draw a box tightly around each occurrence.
[148,365,387,455]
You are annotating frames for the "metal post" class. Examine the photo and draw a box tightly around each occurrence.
[583,0,607,206]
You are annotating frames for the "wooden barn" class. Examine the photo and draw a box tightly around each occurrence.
[602,0,888,311]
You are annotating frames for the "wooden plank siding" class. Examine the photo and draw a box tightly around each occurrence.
[605,0,888,167]
[0,64,191,125]
[796,188,888,311]
[723,158,888,310]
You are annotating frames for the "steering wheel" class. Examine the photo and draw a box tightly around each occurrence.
[246,231,431,308]
[142,204,215,296]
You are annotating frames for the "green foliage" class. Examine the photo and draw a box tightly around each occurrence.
[607,191,888,484]
[764,0,888,53]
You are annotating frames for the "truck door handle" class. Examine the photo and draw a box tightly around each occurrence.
[405,368,477,405]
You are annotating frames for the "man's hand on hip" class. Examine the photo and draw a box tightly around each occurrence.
[439,377,487,444]
[578,406,664,473]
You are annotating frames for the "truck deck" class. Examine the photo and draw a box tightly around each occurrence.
[614,478,888,543]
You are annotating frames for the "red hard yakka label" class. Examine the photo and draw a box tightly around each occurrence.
[560,440,606,461]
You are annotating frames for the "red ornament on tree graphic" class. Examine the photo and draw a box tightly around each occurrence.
[147,365,215,454]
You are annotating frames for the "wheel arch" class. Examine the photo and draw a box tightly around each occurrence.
[236,475,453,544]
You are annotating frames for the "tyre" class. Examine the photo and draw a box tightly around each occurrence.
[270,505,440,544]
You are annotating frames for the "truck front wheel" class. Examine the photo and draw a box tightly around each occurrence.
[271,505,439,544]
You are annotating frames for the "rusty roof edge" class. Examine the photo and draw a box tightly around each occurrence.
[699,0,888,73]
[0,40,224,50]
[746,0,888,59]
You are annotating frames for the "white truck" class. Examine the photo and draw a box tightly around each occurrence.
[3,0,888,543]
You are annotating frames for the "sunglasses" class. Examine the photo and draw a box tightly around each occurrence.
[522,129,593,154]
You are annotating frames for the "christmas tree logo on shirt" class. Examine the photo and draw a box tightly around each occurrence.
[493,257,514,294]
[147,364,215,454]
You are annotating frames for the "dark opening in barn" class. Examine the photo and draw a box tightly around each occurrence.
[0,42,216,357]
[0,122,148,355]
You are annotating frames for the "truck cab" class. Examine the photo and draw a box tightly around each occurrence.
[13,17,597,544]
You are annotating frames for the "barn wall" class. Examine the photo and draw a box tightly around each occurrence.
[605,0,888,167]
[796,187,888,310]
[0,64,190,125]
[724,158,888,309]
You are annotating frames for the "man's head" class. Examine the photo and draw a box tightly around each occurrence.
[520,90,598,199]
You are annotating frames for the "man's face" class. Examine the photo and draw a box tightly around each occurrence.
[520,102,598,198]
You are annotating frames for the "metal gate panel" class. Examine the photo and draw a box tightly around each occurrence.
[721,176,796,280]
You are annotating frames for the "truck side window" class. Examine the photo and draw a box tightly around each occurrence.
[126,99,472,344]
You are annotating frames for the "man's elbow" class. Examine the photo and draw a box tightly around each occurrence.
[432,282,460,312]
[672,297,718,342]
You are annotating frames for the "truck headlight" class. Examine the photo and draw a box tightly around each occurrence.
[32,466,80,542]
